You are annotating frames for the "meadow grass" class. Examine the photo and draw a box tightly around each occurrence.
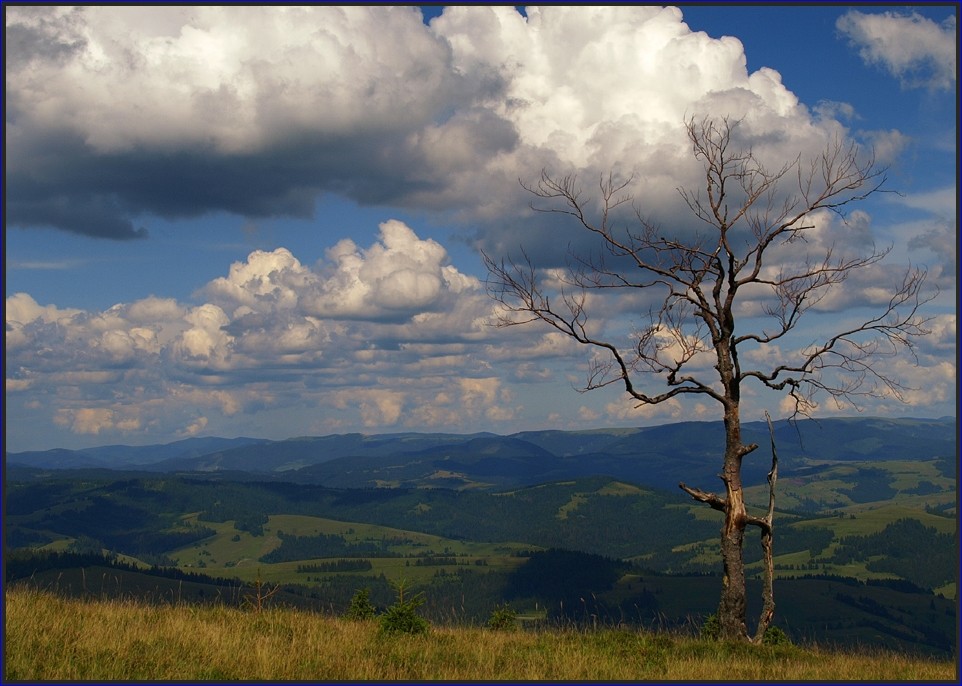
[4,586,955,682]
[170,512,530,585]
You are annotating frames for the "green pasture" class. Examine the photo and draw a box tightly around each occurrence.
[167,513,534,585]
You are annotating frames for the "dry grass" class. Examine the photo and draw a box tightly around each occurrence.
[4,586,955,681]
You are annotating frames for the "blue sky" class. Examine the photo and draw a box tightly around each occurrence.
[5,5,956,452]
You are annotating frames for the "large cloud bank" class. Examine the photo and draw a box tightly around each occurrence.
[7,5,869,249]
[6,6,953,449]
[7,217,953,446]
[5,221,583,441]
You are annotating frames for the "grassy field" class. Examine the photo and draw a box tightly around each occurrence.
[741,457,955,514]
[5,586,955,682]
[168,513,532,585]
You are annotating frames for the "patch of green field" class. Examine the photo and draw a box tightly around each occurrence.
[556,494,587,520]
[933,581,956,599]
[675,548,716,568]
[167,517,273,569]
[790,504,956,537]
[167,513,535,584]
[744,458,954,513]
[672,502,718,523]
[38,538,73,552]
[881,460,954,491]
[596,481,648,496]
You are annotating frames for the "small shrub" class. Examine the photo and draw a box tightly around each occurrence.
[345,588,377,621]
[762,625,791,646]
[379,578,429,635]
[486,604,518,631]
[379,599,429,635]
[699,613,720,641]
[242,570,279,613]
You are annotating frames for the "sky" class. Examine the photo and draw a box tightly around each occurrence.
[4,4,957,452]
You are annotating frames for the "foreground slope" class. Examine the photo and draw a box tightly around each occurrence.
[5,587,954,682]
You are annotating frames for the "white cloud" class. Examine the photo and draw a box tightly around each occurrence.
[180,416,209,437]
[858,128,910,166]
[54,407,142,436]
[602,397,701,423]
[459,378,517,423]
[6,6,451,154]
[305,220,474,320]
[201,221,483,333]
[5,292,82,327]
[5,7,953,449]
[837,10,957,90]
[127,296,185,324]
[578,406,601,423]
[7,6,872,246]
[2,223,526,444]
[458,377,496,408]
[205,248,312,315]
[334,388,406,427]
[169,304,234,369]
[899,186,957,219]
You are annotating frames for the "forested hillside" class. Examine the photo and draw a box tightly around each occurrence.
[6,458,956,655]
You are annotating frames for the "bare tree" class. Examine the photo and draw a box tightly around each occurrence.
[484,117,932,642]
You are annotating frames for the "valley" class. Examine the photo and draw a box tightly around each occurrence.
[4,416,957,655]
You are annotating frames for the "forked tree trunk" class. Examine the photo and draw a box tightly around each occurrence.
[682,409,780,642]
[718,401,753,640]
[680,358,763,641]
[719,445,749,640]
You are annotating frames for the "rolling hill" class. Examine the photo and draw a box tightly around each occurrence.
[7,417,955,496]
[5,416,956,655]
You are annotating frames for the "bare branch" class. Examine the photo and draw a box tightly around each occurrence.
[741,266,934,410]
[679,481,727,513]
[486,115,933,641]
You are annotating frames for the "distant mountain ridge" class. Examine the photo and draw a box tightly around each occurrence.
[5,436,270,470]
[7,417,955,493]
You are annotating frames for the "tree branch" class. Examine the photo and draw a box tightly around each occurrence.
[678,482,728,513]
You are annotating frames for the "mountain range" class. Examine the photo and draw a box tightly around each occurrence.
[5,415,956,656]
[7,416,955,493]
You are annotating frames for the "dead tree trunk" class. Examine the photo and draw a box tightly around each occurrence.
[748,411,779,641]
[682,409,779,642]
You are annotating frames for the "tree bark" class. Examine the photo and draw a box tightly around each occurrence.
[715,332,756,640]
[749,411,779,642]
[718,409,749,640]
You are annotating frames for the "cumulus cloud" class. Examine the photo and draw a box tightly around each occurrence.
[54,407,142,435]
[5,5,458,238]
[6,6,952,449]
[7,5,864,246]
[858,129,910,166]
[5,214,953,447]
[5,292,83,328]
[202,220,482,329]
[3,223,519,442]
[434,6,852,262]
[307,220,476,320]
[837,10,956,90]
[169,304,234,370]
[180,416,209,438]
[334,389,407,428]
